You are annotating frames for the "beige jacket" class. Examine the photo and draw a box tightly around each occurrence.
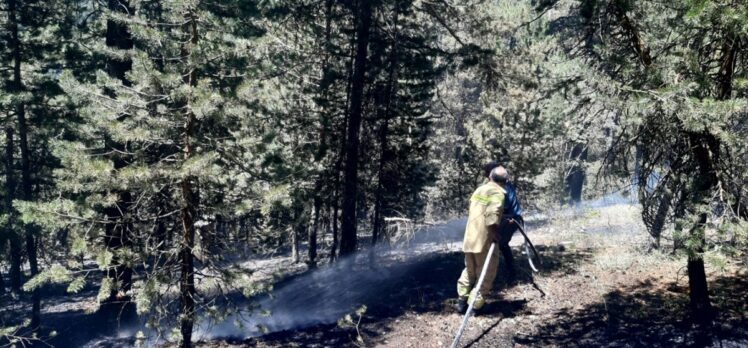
[463,181,505,253]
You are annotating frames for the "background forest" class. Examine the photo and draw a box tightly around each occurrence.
[0,0,746,347]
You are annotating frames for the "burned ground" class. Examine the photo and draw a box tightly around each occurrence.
[209,205,747,348]
[196,245,593,348]
[514,275,748,348]
[3,205,746,348]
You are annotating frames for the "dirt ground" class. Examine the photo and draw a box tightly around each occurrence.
[4,204,745,347]
[200,205,748,348]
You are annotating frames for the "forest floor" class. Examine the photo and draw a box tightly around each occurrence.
[199,204,748,348]
[3,203,747,347]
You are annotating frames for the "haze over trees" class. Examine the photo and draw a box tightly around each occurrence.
[0,0,746,347]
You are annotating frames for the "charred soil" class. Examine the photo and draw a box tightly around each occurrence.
[200,205,748,348]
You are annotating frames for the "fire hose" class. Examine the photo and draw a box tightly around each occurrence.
[512,219,542,272]
[450,219,542,348]
[449,241,496,348]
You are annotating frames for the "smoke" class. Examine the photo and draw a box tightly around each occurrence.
[71,190,637,347]
[582,191,636,209]
[189,193,639,342]
[70,218,467,347]
[195,219,468,341]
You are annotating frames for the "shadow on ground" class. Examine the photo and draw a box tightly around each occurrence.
[8,242,592,347]
[232,243,592,347]
[514,275,748,348]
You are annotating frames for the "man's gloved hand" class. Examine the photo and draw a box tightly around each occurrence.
[507,216,524,227]
[495,205,503,217]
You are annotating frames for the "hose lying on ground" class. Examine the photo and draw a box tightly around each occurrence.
[450,242,497,348]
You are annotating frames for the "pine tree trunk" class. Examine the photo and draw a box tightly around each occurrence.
[648,165,681,251]
[311,0,332,267]
[372,4,400,247]
[686,223,709,306]
[8,0,40,329]
[179,176,197,348]
[5,127,22,294]
[308,197,320,267]
[330,24,357,262]
[291,225,300,263]
[672,193,687,253]
[330,200,338,261]
[648,191,671,249]
[19,109,39,331]
[102,0,135,302]
[155,186,170,253]
[682,32,737,342]
[179,12,199,348]
[6,237,23,294]
[565,143,587,206]
[682,131,719,342]
[339,0,373,257]
[632,145,642,199]
[179,175,197,348]
[0,252,4,295]
[291,202,302,263]
[687,32,736,333]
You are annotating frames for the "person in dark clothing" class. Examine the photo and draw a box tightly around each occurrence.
[482,162,524,283]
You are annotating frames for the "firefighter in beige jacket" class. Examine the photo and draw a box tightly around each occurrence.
[456,167,506,312]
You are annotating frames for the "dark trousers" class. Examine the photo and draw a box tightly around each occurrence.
[498,216,522,279]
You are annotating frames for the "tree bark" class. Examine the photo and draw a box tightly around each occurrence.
[330,199,339,261]
[372,4,400,248]
[8,0,40,330]
[648,190,671,249]
[679,32,739,335]
[686,131,717,333]
[615,6,653,67]
[339,0,373,257]
[155,186,170,253]
[311,0,333,267]
[308,197,320,267]
[683,32,738,331]
[330,22,357,262]
[291,223,300,263]
[631,145,642,199]
[102,0,135,302]
[179,176,197,348]
[179,12,199,348]
[0,250,4,295]
[716,34,737,101]
[565,143,587,206]
[5,127,21,294]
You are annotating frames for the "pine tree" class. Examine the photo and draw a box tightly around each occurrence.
[0,0,80,330]
[558,0,748,336]
[17,0,274,345]
[99,0,136,303]
[339,0,373,257]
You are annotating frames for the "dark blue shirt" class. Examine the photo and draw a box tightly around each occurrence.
[503,182,523,218]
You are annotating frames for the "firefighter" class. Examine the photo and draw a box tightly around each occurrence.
[455,166,507,312]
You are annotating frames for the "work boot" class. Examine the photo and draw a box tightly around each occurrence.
[472,305,485,316]
[455,298,468,313]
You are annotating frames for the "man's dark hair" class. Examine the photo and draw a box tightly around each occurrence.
[483,161,500,178]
